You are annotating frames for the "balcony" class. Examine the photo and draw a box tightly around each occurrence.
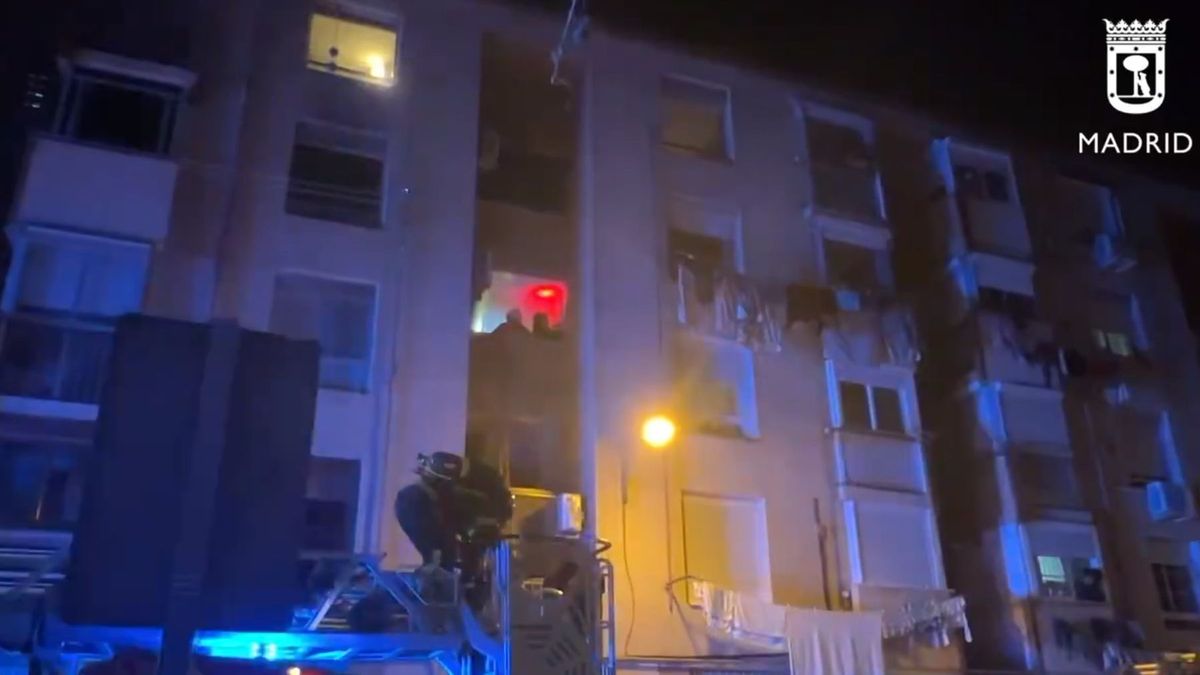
[672,259,781,353]
[976,312,1063,388]
[13,135,177,242]
[0,313,113,408]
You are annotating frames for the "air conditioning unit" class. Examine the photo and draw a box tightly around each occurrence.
[1146,481,1191,522]
[1092,232,1136,272]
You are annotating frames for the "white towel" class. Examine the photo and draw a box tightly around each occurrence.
[784,608,885,675]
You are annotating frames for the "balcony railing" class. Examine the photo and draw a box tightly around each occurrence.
[0,313,114,404]
[672,259,781,353]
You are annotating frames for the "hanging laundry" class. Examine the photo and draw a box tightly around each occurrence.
[785,608,885,675]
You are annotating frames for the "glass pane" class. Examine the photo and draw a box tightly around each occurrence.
[1168,565,1198,613]
[872,387,904,434]
[308,13,397,83]
[1038,555,1066,583]
[1153,564,1174,612]
[839,381,870,429]
[271,274,375,391]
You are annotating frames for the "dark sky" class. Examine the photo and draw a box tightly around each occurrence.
[520,0,1200,187]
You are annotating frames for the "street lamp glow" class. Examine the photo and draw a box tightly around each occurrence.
[641,415,677,449]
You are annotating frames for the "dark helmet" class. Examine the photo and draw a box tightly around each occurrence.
[416,452,465,482]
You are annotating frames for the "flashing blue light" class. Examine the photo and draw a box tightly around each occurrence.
[264,643,279,661]
[249,642,262,659]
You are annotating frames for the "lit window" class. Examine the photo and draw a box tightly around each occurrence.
[307,13,397,84]
[837,380,906,435]
[1092,329,1133,357]
[269,273,376,392]
[471,271,569,336]
[1038,555,1067,585]
[660,76,732,162]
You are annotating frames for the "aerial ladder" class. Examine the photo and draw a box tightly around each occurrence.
[25,534,615,675]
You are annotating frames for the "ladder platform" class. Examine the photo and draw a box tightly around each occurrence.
[37,616,463,665]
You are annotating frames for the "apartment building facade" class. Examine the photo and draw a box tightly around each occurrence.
[2,1,1199,674]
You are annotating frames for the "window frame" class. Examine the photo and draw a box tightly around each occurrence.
[678,333,759,439]
[1036,554,1106,602]
[801,108,886,222]
[659,74,735,163]
[55,68,182,155]
[1152,563,1200,615]
[269,271,379,394]
[306,9,400,86]
[286,120,388,228]
[832,374,911,436]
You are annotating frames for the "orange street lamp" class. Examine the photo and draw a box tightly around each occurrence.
[641,415,677,449]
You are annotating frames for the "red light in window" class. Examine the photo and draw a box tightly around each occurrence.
[533,286,558,299]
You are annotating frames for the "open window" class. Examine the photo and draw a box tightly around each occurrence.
[977,286,1036,322]
[472,270,568,338]
[269,273,377,393]
[307,11,397,84]
[822,237,887,292]
[58,68,182,154]
[805,116,882,221]
[660,76,733,162]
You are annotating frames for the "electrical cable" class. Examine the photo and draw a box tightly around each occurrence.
[621,494,636,656]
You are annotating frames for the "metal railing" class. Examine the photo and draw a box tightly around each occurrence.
[286,178,382,228]
[0,313,114,404]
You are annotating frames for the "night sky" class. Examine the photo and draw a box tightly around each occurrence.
[520,0,1200,187]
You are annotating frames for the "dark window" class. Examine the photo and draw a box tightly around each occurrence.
[984,170,1010,202]
[825,239,881,290]
[1153,563,1199,614]
[60,70,179,153]
[270,274,376,392]
[839,381,870,429]
[872,387,904,434]
[0,440,87,529]
[978,287,1036,322]
[286,144,384,228]
[669,228,726,270]
[304,457,360,553]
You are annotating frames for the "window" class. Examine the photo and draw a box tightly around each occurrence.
[1093,329,1132,357]
[824,238,884,291]
[805,118,881,220]
[307,12,397,84]
[304,457,360,552]
[837,381,906,435]
[682,493,772,601]
[58,69,180,153]
[471,270,568,336]
[0,228,148,403]
[660,76,732,162]
[954,165,1010,203]
[676,336,758,439]
[1038,555,1106,602]
[269,273,376,392]
[286,122,385,228]
[1152,563,1199,614]
[978,287,1035,322]
[0,439,87,529]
